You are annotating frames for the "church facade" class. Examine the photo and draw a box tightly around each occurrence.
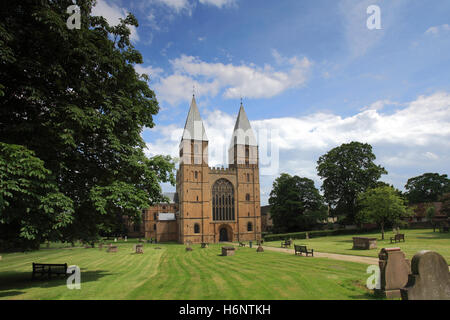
[140,96,262,244]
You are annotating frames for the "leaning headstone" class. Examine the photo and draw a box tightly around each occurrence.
[124,236,127,242]
[400,250,450,300]
[256,246,264,253]
[114,238,117,242]
[377,248,411,298]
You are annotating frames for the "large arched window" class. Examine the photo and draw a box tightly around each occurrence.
[212,179,235,221]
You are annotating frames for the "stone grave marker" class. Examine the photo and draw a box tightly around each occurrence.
[377,248,411,298]
[222,247,235,256]
[352,237,377,250]
[256,246,264,253]
[400,250,450,300]
[135,244,144,254]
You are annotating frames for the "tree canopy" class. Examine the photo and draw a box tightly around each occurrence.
[405,173,450,204]
[356,186,411,239]
[0,0,175,249]
[316,141,387,224]
[268,173,327,233]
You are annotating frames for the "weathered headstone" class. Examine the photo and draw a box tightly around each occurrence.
[306,232,309,240]
[135,244,144,254]
[256,246,264,253]
[352,237,377,250]
[114,238,117,242]
[107,244,118,253]
[124,236,127,242]
[377,248,411,298]
[222,246,235,256]
[201,243,209,248]
[400,250,450,300]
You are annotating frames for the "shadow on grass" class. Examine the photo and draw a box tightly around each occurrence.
[0,270,112,294]
[0,290,25,298]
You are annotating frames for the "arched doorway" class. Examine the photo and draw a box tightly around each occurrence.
[219,227,228,242]
[218,224,233,242]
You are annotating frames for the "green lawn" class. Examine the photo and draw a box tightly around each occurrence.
[264,229,450,262]
[0,241,379,300]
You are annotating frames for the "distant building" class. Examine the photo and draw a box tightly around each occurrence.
[125,96,262,243]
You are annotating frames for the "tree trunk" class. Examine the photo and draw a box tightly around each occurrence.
[381,224,385,240]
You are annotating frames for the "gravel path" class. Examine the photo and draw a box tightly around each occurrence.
[227,243,379,265]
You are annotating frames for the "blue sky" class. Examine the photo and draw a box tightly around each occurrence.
[92,0,450,205]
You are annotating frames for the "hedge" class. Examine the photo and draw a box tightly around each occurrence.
[263,228,379,242]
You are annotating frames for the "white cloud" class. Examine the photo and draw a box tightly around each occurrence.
[92,0,139,42]
[153,0,193,13]
[425,24,450,36]
[199,0,236,8]
[359,99,399,111]
[144,92,450,204]
[152,53,312,105]
[134,64,164,79]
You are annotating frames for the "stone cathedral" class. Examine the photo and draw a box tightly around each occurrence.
[137,95,262,244]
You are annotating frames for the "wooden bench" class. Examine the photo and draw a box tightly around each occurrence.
[294,245,314,257]
[239,242,246,247]
[390,234,405,243]
[32,263,68,279]
[281,240,292,248]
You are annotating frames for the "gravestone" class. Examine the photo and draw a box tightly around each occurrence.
[377,248,411,298]
[256,246,264,253]
[201,243,209,248]
[306,232,309,240]
[352,237,377,250]
[99,243,103,250]
[114,238,117,242]
[124,236,127,242]
[135,244,144,254]
[222,247,235,256]
[400,250,450,300]
[107,244,118,253]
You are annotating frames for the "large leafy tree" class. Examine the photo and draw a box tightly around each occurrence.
[317,141,387,224]
[404,173,450,204]
[269,173,327,233]
[0,143,74,250]
[0,1,175,249]
[356,186,412,239]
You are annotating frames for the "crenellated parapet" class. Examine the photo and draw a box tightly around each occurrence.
[209,166,237,175]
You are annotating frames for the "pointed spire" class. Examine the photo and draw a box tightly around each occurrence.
[182,95,208,141]
[229,102,257,148]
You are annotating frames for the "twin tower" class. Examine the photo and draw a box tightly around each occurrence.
[176,96,262,244]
